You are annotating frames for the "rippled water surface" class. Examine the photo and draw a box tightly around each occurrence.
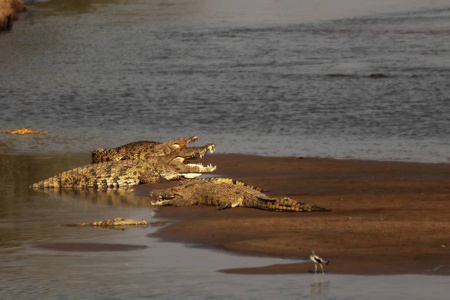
[1,1,450,299]
[0,0,449,161]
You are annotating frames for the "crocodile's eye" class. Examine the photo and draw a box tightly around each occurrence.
[173,143,186,149]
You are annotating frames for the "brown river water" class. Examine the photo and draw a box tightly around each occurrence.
[1,0,450,298]
[1,152,449,299]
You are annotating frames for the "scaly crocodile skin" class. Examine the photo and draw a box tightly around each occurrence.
[150,178,328,212]
[91,136,203,163]
[0,127,48,134]
[32,144,216,190]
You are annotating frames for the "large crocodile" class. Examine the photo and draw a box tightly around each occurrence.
[31,144,216,190]
[150,178,328,212]
[91,135,210,163]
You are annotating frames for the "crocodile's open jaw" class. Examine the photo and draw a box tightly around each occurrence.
[181,162,217,179]
[169,144,216,178]
[198,144,215,158]
[178,144,215,159]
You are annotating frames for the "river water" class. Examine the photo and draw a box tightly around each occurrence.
[1,0,450,299]
[0,0,449,161]
[1,153,449,300]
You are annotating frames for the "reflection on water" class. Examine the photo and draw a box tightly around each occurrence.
[33,242,149,251]
[0,152,153,248]
[1,153,450,298]
[311,279,331,300]
[38,187,151,207]
[0,153,306,299]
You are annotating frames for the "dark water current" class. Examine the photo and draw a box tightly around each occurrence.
[0,0,449,161]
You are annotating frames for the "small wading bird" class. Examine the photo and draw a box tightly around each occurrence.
[309,251,329,274]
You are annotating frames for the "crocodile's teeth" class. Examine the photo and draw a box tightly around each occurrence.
[182,173,202,178]
[203,164,216,171]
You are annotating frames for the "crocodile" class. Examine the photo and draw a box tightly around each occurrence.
[65,218,149,229]
[150,178,328,212]
[91,135,211,163]
[0,127,48,134]
[31,144,216,190]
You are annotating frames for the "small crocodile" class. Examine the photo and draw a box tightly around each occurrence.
[65,218,149,229]
[31,144,216,190]
[150,178,328,212]
[91,135,209,163]
[0,127,48,134]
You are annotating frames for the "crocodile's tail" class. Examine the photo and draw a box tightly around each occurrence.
[31,175,61,189]
[31,166,86,189]
[261,197,329,212]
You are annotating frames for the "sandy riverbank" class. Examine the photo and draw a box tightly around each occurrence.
[0,0,25,31]
[143,154,450,275]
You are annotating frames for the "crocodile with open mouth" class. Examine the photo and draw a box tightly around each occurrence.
[150,178,328,212]
[31,143,216,190]
[91,135,211,163]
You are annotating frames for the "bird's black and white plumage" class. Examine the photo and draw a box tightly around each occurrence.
[309,251,329,274]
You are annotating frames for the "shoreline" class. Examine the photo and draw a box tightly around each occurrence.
[145,154,450,275]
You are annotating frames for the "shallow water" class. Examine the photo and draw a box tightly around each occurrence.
[0,0,449,161]
[1,1,450,298]
[1,152,449,299]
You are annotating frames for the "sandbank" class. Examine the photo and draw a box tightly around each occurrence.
[145,154,450,275]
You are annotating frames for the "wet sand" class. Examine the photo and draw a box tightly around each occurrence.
[146,154,450,275]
